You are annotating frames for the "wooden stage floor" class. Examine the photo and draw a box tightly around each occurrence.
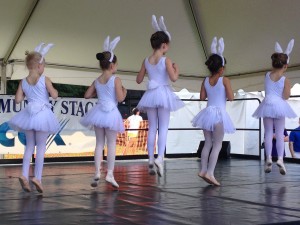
[0,158,300,225]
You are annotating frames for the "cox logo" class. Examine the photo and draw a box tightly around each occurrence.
[0,121,67,148]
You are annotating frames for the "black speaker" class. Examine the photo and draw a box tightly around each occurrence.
[197,141,231,159]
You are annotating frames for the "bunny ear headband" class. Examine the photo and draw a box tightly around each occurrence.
[211,37,225,66]
[151,15,171,40]
[275,39,294,64]
[103,36,121,62]
[34,42,54,63]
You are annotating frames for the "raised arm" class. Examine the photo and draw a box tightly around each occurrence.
[223,77,234,101]
[166,57,179,82]
[84,81,97,99]
[283,78,291,100]
[15,80,25,104]
[115,77,127,102]
[45,76,58,99]
[136,60,146,84]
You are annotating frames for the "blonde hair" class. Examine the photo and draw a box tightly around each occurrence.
[25,51,43,69]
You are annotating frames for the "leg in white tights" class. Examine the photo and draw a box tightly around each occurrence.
[274,117,285,160]
[105,128,117,175]
[105,128,119,187]
[34,131,49,182]
[146,108,170,162]
[263,117,286,174]
[22,130,35,180]
[199,123,224,186]
[207,123,224,177]
[199,130,213,175]
[93,127,118,187]
[157,108,170,160]
[94,127,105,178]
[263,117,274,160]
[146,108,158,164]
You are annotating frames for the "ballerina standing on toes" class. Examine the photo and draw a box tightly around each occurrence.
[192,37,235,186]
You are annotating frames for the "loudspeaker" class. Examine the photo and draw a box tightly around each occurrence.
[197,141,231,159]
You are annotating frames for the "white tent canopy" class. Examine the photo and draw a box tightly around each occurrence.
[1,0,300,93]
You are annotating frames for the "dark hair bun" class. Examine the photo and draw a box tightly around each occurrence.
[205,54,225,74]
[96,52,105,61]
[271,53,288,68]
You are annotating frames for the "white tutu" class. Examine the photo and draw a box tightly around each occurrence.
[192,106,235,133]
[253,95,297,119]
[80,104,124,132]
[137,83,184,111]
[8,102,59,134]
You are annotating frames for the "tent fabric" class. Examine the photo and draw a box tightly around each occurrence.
[1,0,300,93]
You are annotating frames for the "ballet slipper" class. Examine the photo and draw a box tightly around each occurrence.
[154,158,164,177]
[198,172,213,185]
[264,159,272,173]
[276,160,286,175]
[91,171,101,187]
[204,175,221,186]
[19,176,31,192]
[94,171,101,181]
[105,175,119,188]
[31,177,44,193]
[148,164,156,175]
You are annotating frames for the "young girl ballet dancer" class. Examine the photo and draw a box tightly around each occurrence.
[192,37,235,186]
[253,39,297,175]
[9,43,59,193]
[80,36,126,188]
[136,15,184,176]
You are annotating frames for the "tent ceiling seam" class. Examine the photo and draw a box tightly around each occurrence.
[3,0,40,65]
[188,0,208,59]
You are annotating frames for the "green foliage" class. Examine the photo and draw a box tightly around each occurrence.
[7,80,88,97]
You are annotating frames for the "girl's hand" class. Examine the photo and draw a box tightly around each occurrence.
[172,63,178,72]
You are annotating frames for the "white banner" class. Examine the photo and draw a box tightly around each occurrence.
[0,96,98,159]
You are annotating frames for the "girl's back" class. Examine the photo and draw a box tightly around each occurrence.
[205,77,226,109]
[95,76,117,103]
[22,75,49,104]
[145,57,169,85]
[265,72,285,98]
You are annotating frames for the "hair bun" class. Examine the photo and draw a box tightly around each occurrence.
[96,52,105,60]
[25,50,29,56]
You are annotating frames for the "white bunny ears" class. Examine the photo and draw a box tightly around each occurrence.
[210,37,225,66]
[103,36,120,62]
[34,42,54,63]
[275,39,294,64]
[151,15,171,40]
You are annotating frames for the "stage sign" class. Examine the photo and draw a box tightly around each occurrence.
[0,95,149,159]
